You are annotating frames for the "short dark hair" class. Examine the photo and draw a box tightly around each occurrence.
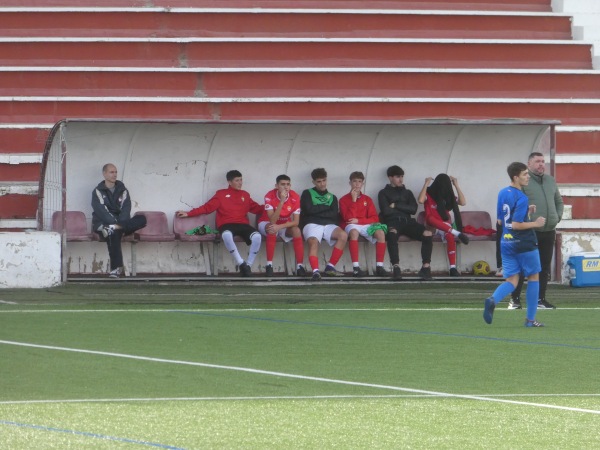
[102,163,115,173]
[226,170,242,181]
[349,171,364,181]
[311,168,327,180]
[507,162,527,181]
[528,152,544,160]
[387,165,404,177]
[276,174,291,183]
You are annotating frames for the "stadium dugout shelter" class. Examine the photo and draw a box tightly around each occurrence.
[7,118,559,287]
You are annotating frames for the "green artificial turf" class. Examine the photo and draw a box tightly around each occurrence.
[1,282,599,449]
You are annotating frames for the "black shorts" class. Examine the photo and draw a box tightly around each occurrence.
[218,223,258,245]
[384,217,427,241]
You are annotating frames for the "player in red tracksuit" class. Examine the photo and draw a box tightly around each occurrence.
[258,174,306,277]
[176,170,263,276]
[417,173,470,276]
[339,171,388,277]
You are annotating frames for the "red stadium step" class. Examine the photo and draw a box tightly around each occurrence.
[0,193,37,219]
[556,164,600,184]
[0,1,554,12]
[0,10,572,40]
[556,129,600,154]
[0,127,50,153]
[0,163,41,182]
[0,40,591,69]
[563,197,600,220]
[197,70,600,99]
[0,98,597,125]
[0,71,199,97]
[3,69,600,100]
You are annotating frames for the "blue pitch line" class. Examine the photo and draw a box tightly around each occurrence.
[168,310,600,351]
[0,420,186,449]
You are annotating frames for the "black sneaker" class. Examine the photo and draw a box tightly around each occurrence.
[239,262,252,277]
[352,267,367,277]
[525,319,545,327]
[508,297,522,310]
[449,267,460,277]
[311,270,322,281]
[458,233,469,245]
[296,265,307,277]
[538,299,556,309]
[392,265,402,281]
[375,266,389,277]
[265,264,274,277]
[418,266,432,281]
[324,265,344,277]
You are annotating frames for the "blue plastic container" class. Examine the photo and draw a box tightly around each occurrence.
[567,252,600,287]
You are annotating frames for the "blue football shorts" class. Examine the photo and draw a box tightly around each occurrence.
[501,248,541,278]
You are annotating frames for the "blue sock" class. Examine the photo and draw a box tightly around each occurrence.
[526,280,540,321]
[492,281,515,304]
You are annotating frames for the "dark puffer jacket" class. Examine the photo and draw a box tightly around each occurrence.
[377,184,418,222]
[91,180,131,232]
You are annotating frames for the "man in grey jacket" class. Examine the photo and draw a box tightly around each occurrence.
[508,152,564,310]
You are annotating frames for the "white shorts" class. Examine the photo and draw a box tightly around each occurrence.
[302,223,339,246]
[258,221,293,243]
[344,223,378,244]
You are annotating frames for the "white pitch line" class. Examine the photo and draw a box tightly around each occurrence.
[0,307,599,314]
[0,308,483,314]
[1,340,598,415]
[0,307,478,312]
[2,393,600,406]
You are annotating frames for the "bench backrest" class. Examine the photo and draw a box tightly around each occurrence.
[51,210,93,241]
[134,211,175,241]
[461,211,493,229]
[173,214,217,242]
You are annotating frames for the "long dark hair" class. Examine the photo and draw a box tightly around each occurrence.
[427,173,463,231]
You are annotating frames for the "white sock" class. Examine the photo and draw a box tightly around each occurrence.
[222,231,244,265]
[246,232,261,266]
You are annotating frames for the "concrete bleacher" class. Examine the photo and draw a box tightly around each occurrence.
[0,0,598,278]
[0,9,573,39]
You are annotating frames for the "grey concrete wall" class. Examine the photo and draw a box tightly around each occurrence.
[0,232,61,288]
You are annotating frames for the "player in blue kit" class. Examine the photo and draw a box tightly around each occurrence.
[483,162,547,327]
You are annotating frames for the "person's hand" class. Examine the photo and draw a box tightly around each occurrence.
[176,210,188,218]
[278,188,289,202]
[450,176,458,185]
[534,216,546,227]
[425,176,433,185]
[529,205,537,214]
[266,223,279,234]
[347,218,358,224]
[351,188,360,201]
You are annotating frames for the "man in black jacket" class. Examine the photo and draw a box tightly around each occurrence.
[300,168,348,281]
[91,163,146,278]
[378,165,433,281]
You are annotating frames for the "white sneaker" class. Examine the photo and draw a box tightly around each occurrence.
[109,267,122,278]
[101,224,116,238]
[495,267,503,277]
[507,298,522,310]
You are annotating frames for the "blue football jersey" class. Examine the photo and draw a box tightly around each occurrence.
[497,186,538,254]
